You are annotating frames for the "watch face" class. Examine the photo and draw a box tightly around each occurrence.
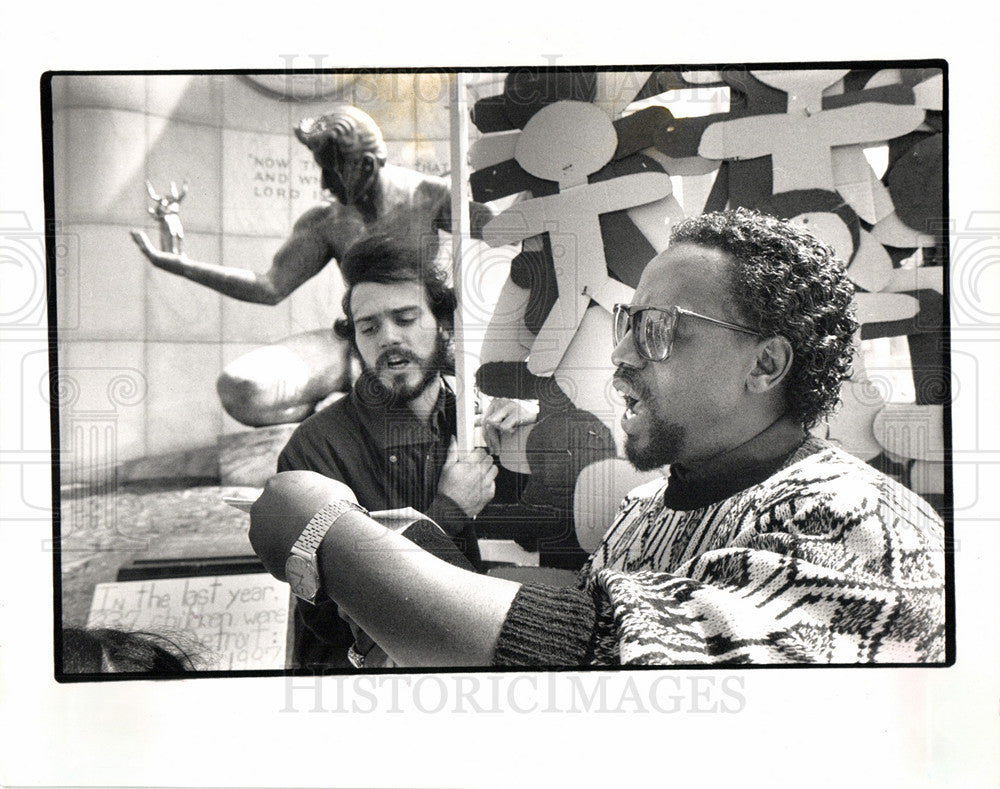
[285,554,320,601]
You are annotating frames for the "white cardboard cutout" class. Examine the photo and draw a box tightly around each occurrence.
[482,101,673,376]
[700,70,926,194]
[847,228,895,293]
[853,292,921,325]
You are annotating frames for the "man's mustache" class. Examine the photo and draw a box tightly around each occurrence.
[613,366,649,400]
[375,348,420,370]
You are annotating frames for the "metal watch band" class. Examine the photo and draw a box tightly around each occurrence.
[292,500,367,555]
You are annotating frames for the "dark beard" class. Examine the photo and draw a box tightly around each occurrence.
[359,332,452,408]
[624,412,685,471]
[615,367,684,471]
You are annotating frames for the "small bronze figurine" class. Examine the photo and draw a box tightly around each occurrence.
[144,180,188,255]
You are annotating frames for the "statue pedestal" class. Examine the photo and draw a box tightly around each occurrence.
[219,424,298,487]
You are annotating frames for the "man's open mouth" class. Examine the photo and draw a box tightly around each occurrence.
[613,378,644,422]
[380,351,415,370]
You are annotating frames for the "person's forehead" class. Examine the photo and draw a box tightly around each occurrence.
[350,279,429,321]
[634,242,735,310]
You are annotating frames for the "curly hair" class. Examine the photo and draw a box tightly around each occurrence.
[670,208,858,429]
[334,234,456,344]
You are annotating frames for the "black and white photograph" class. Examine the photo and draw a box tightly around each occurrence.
[49,65,950,674]
[1,8,998,789]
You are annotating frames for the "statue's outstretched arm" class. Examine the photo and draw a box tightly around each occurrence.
[130,206,335,306]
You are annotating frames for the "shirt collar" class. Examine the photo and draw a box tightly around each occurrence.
[663,414,812,510]
[350,373,454,449]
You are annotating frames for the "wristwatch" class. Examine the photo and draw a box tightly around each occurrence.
[285,499,367,603]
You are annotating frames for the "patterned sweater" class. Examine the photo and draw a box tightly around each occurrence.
[492,439,946,665]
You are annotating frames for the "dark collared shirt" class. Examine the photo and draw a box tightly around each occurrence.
[277,375,481,667]
[278,374,480,565]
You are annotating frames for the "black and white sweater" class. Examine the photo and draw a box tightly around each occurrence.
[492,439,946,665]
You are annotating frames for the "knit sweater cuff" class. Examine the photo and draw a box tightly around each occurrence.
[492,583,597,667]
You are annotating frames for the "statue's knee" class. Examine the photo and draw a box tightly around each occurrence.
[217,337,350,427]
[216,367,307,426]
[217,368,270,426]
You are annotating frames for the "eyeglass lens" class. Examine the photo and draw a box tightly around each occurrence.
[614,306,674,361]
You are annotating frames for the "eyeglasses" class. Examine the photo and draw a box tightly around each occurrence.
[612,303,759,362]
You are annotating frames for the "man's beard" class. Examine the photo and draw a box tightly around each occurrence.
[625,411,686,471]
[615,367,685,471]
[360,332,452,408]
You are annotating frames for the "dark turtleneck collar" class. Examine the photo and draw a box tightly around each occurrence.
[663,414,817,511]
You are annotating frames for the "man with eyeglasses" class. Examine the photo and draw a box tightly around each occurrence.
[249,208,946,666]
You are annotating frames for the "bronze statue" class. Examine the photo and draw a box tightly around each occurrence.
[144,180,187,255]
[131,105,492,426]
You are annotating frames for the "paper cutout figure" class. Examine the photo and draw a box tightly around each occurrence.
[700,70,925,195]
[520,386,618,512]
[858,290,940,340]
[912,74,944,112]
[884,134,944,235]
[591,70,653,120]
[481,101,673,376]
[853,292,920,333]
[708,70,790,209]
[846,229,895,293]
[469,129,520,170]
[755,189,861,267]
[465,68,948,528]
[573,458,663,552]
[871,211,938,249]
[883,265,943,294]
[831,144,896,224]
[616,69,786,207]
[470,159,554,203]
[620,69,926,223]
[470,69,597,133]
[822,82,915,111]
[553,304,629,452]
[469,75,678,498]
[593,154,683,285]
[627,68,694,103]
[679,71,725,85]
[866,67,944,113]
[818,75,916,223]
[825,379,886,461]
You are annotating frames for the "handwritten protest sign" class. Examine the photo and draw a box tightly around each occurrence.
[86,574,290,671]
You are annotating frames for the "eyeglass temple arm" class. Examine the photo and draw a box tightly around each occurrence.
[674,307,758,336]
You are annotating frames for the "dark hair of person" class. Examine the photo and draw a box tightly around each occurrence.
[61,627,197,674]
[333,234,456,343]
[670,208,859,429]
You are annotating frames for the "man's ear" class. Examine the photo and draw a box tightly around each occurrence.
[746,335,793,393]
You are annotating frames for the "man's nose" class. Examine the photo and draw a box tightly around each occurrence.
[611,329,643,369]
[379,322,404,346]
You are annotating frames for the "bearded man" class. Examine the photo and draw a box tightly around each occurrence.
[251,209,946,667]
[276,234,498,666]
[131,105,493,426]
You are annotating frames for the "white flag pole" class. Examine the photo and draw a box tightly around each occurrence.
[449,72,476,453]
